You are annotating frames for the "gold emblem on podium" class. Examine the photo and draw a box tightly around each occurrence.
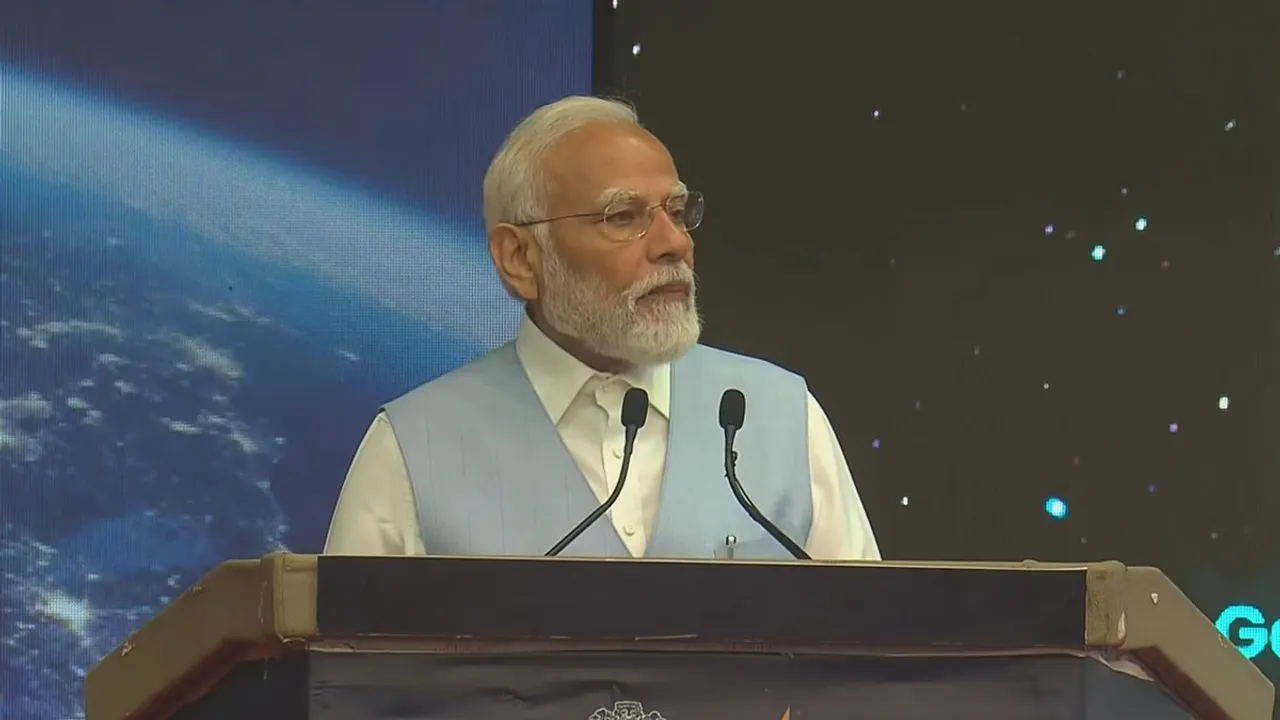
[589,700,666,720]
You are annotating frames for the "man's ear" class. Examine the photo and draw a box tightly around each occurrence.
[488,223,540,302]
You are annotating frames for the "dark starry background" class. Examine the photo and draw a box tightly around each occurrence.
[600,0,1280,684]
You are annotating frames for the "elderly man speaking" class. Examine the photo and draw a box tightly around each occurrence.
[324,96,880,562]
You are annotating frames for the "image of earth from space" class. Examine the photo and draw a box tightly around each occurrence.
[0,67,519,718]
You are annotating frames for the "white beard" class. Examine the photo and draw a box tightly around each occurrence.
[537,242,702,367]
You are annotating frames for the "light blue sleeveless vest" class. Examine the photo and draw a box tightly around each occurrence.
[382,343,812,560]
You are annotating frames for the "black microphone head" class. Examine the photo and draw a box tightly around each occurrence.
[719,389,745,430]
[621,387,649,428]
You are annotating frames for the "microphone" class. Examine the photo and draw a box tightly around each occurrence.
[545,387,650,557]
[719,389,811,560]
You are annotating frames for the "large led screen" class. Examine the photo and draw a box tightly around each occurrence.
[0,2,592,716]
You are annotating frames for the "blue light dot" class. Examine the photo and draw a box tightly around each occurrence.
[1091,244,1107,261]
[1169,422,1179,433]
[1044,223,1055,236]
[1116,306,1127,316]
[871,438,881,449]
[1135,217,1148,231]
[1044,497,1068,520]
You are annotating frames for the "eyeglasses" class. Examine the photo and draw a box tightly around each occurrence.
[512,191,705,243]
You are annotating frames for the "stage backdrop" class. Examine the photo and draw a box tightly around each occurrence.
[595,0,1280,691]
[0,2,591,717]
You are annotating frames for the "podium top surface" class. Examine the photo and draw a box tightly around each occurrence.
[85,554,1273,720]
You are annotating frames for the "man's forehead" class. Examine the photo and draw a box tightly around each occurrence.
[542,123,681,206]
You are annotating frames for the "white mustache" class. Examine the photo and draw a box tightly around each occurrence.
[627,265,696,301]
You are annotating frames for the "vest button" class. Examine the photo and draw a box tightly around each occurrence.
[611,446,623,458]
[622,523,636,536]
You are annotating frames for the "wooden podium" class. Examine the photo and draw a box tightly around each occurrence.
[84,554,1273,720]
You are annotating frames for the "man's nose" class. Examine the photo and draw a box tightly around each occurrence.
[646,208,693,262]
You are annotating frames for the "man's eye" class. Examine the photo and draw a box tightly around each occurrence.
[604,209,643,226]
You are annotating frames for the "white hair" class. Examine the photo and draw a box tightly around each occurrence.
[482,95,639,232]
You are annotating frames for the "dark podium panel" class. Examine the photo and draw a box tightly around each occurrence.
[83,554,1274,720]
